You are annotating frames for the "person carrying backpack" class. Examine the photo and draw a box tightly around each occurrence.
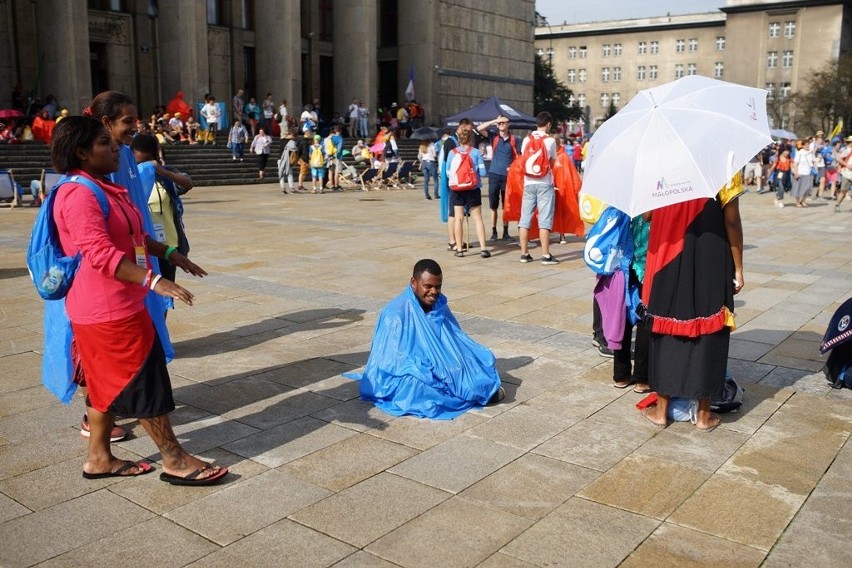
[309,134,327,193]
[447,129,490,258]
[477,114,520,242]
[518,111,559,265]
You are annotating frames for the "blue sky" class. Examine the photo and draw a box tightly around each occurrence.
[536,0,724,25]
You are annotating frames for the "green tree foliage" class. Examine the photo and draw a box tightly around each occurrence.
[534,54,583,123]
[794,56,852,136]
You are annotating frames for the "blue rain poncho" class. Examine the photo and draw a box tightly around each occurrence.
[349,285,501,419]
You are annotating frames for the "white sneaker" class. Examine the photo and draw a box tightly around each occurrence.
[775,200,784,208]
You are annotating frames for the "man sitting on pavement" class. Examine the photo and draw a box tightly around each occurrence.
[350,259,504,419]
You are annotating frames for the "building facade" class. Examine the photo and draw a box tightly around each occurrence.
[1,0,535,127]
[536,0,852,133]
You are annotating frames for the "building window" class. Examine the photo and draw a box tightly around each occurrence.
[675,64,684,78]
[637,66,646,80]
[567,69,576,83]
[579,46,587,58]
[240,0,254,30]
[688,38,698,52]
[765,83,776,99]
[715,36,725,51]
[769,22,780,38]
[577,94,586,108]
[675,39,685,53]
[613,67,621,81]
[568,94,576,106]
[601,67,610,82]
[649,65,658,79]
[614,43,622,56]
[714,62,724,78]
[578,69,587,82]
[602,44,611,57]
[782,50,794,68]
[206,0,223,25]
[784,21,796,38]
[780,82,791,98]
[568,46,577,59]
[601,93,609,109]
[612,93,620,107]
[687,63,697,75]
[638,41,647,55]
[767,51,778,68]
[650,41,659,54]
[89,0,126,10]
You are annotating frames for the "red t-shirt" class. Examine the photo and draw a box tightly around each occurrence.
[54,171,150,324]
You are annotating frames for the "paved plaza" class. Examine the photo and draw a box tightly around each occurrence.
[1,183,852,567]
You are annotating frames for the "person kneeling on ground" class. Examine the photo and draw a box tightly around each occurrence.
[348,259,504,419]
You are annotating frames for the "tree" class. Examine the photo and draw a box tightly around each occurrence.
[604,101,618,121]
[534,54,583,124]
[794,56,852,136]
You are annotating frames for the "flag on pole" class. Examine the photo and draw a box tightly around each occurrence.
[405,65,415,102]
[828,119,843,140]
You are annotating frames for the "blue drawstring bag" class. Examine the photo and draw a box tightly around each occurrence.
[26,175,109,300]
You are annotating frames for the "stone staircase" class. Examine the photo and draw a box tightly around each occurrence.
[0,136,424,192]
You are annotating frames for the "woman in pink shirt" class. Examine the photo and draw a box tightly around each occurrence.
[51,116,227,485]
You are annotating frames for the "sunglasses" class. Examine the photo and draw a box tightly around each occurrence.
[497,121,509,125]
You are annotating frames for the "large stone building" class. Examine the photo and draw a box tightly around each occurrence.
[536,0,852,133]
[1,0,535,126]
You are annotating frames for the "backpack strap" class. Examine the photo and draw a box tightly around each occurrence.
[53,175,110,219]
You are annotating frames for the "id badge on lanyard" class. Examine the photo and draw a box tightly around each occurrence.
[135,243,149,269]
[153,222,166,243]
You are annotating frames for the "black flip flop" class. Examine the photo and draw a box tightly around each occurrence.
[82,460,154,479]
[160,466,229,486]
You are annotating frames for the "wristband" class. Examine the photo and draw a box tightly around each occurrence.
[141,269,152,287]
[165,246,177,261]
[149,274,163,290]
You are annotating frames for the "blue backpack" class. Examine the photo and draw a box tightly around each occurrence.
[583,206,632,276]
[27,175,110,300]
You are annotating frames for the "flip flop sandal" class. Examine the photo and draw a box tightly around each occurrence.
[696,413,721,433]
[160,466,229,486]
[639,408,667,429]
[83,460,154,479]
[633,386,653,394]
[613,380,634,389]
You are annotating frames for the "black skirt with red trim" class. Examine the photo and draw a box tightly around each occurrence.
[642,197,734,400]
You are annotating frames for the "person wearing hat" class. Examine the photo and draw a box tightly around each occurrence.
[836,135,852,212]
[308,133,327,193]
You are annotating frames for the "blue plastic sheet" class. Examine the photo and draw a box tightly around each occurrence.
[41,299,77,403]
[347,286,500,419]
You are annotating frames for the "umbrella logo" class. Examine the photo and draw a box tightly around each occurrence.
[839,315,850,332]
[655,177,669,191]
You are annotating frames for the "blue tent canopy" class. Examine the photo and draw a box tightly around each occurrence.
[444,95,537,129]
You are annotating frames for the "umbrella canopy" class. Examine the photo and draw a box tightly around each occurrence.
[770,128,798,140]
[444,95,537,129]
[410,126,440,140]
[821,297,852,354]
[0,109,24,119]
[582,75,772,218]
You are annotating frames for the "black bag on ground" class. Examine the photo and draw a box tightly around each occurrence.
[824,341,852,389]
[711,377,744,413]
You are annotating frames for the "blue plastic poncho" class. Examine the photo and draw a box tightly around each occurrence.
[347,285,501,419]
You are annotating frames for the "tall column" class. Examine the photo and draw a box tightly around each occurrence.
[254,0,301,113]
[157,0,209,109]
[35,0,91,112]
[334,0,378,130]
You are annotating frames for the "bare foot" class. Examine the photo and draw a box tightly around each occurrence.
[640,406,668,428]
[161,453,224,480]
[84,458,149,477]
[695,412,721,432]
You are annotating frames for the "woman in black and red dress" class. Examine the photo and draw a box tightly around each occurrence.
[640,176,745,432]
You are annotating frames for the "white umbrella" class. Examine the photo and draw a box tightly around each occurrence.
[582,76,772,217]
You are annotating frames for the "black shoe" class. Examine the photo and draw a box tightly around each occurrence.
[480,250,491,258]
[426,195,432,200]
[487,386,505,405]
[520,253,533,263]
[454,250,465,257]
[488,229,498,242]
[598,345,615,358]
[540,254,559,265]
[592,337,602,348]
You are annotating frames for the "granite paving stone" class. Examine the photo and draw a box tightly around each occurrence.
[0,490,154,567]
[460,453,599,520]
[187,518,356,568]
[620,522,767,568]
[165,469,331,545]
[289,472,451,547]
[331,551,404,567]
[467,403,575,451]
[502,497,659,567]
[366,497,532,568]
[281,434,417,491]
[0,493,29,524]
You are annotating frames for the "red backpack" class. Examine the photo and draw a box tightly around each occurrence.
[522,133,551,177]
[447,147,477,191]
[492,134,519,158]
